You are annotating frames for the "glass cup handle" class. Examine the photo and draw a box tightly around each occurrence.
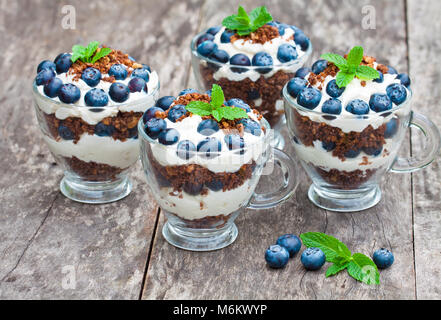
[391,111,441,173]
[247,148,299,210]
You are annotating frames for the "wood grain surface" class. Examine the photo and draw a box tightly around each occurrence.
[0,0,439,300]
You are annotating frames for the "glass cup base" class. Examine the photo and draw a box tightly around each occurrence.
[60,175,132,204]
[162,221,238,252]
[308,184,382,212]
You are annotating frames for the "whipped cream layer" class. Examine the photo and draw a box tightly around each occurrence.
[43,134,139,169]
[158,180,254,220]
[209,26,309,81]
[150,112,267,173]
[35,71,159,125]
[294,139,398,172]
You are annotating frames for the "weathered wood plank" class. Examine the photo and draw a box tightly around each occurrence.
[143,0,416,299]
[0,0,203,299]
[407,0,441,300]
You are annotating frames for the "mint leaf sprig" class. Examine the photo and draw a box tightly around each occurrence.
[185,84,249,122]
[222,6,273,36]
[300,232,380,285]
[320,46,380,88]
[71,41,112,64]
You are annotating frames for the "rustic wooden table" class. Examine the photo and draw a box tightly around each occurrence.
[1,0,440,300]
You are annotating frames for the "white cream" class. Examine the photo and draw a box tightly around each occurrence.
[157,181,254,220]
[294,139,398,172]
[43,134,139,169]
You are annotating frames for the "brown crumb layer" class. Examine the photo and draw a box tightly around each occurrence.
[293,110,387,161]
[169,212,233,229]
[200,65,292,127]
[44,112,142,143]
[63,156,125,182]
[231,25,280,44]
[314,166,377,190]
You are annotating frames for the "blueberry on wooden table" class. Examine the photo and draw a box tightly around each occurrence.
[301,247,326,270]
[373,248,394,269]
[265,245,290,269]
[276,234,302,258]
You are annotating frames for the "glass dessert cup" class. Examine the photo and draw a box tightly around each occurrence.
[139,117,299,251]
[32,81,159,204]
[190,32,312,149]
[283,85,440,212]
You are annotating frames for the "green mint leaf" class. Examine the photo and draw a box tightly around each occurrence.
[300,232,352,262]
[236,6,250,25]
[222,16,248,31]
[320,53,347,69]
[355,65,380,81]
[326,261,350,277]
[346,46,364,68]
[91,47,112,64]
[210,84,225,109]
[85,41,100,62]
[222,6,272,36]
[347,253,380,285]
[211,109,223,122]
[336,71,355,88]
[249,6,273,31]
[220,107,249,120]
[185,101,213,116]
[71,45,86,63]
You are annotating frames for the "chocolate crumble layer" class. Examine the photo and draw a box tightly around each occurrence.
[63,156,125,182]
[168,212,234,229]
[313,166,378,190]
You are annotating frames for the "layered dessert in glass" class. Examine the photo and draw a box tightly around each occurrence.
[190,6,312,147]
[33,41,159,203]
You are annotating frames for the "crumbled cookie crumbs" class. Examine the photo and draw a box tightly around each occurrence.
[231,25,280,44]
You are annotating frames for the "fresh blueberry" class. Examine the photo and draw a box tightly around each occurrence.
[81,67,101,87]
[297,87,322,110]
[247,89,260,100]
[210,49,230,63]
[287,77,308,98]
[143,106,163,122]
[206,179,223,191]
[158,128,180,145]
[94,122,115,137]
[58,83,81,104]
[224,134,244,151]
[183,183,204,195]
[396,73,411,87]
[276,234,302,258]
[176,140,196,160]
[373,248,394,269]
[167,104,187,122]
[196,33,215,47]
[344,149,361,158]
[384,118,399,139]
[374,71,384,83]
[197,137,222,158]
[268,21,286,36]
[142,64,152,73]
[238,118,261,136]
[43,77,63,98]
[37,60,56,73]
[220,29,235,43]
[54,53,72,74]
[225,98,251,112]
[293,30,310,51]
[58,125,75,140]
[386,83,407,105]
[277,44,298,63]
[322,98,342,115]
[207,26,221,35]
[265,245,290,269]
[369,93,393,112]
[109,82,130,103]
[326,79,345,98]
[35,68,56,86]
[301,247,326,270]
[312,59,328,74]
[387,66,398,74]
[131,68,150,82]
[85,88,109,107]
[252,52,273,74]
[108,64,128,80]
[322,141,336,151]
[128,77,147,93]
[197,40,218,57]
[197,119,220,136]
[155,96,175,111]
[295,67,312,79]
[230,54,251,73]
[205,89,212,97]
[363,145,383,156]
[144,118,167,139]
[346,99,370,115]
[179,89,198,96]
